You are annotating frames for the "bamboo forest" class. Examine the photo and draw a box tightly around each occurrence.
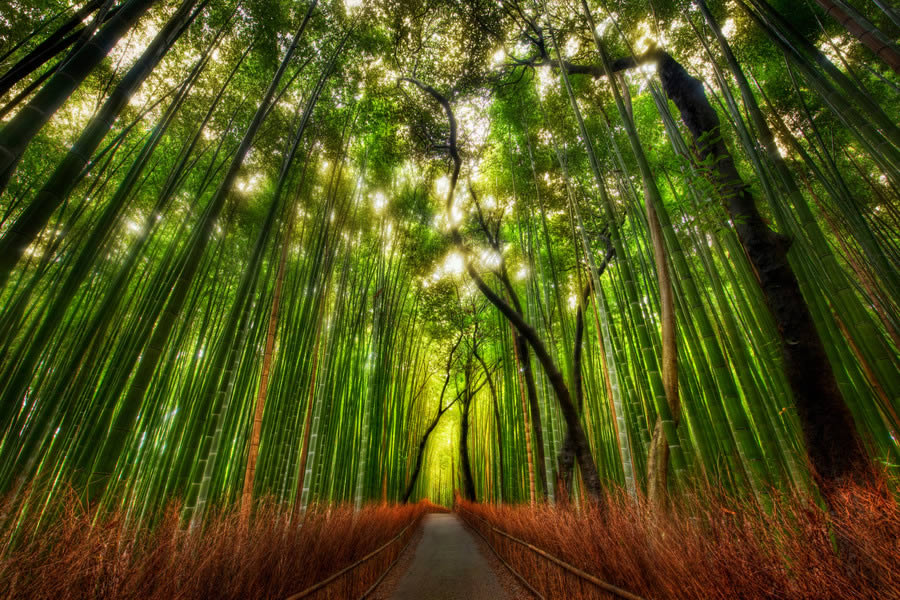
[0,0,898,597]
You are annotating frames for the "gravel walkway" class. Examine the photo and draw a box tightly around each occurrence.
[380,513,519,600]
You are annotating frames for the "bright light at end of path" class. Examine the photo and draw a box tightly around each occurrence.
[344,0,363,10]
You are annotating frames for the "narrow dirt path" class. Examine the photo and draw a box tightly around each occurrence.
[385,513,511,600]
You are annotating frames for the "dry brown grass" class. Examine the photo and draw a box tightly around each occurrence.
[458,483,900,600]
[0,489,433,600]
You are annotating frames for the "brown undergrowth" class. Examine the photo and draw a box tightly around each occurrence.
[0,488,434,600]
[458,483,900,599]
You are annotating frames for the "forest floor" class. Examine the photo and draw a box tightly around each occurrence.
[372,513,527,599]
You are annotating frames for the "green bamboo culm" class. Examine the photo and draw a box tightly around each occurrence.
[0,0,896,539]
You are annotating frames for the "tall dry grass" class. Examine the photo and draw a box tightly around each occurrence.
[0,488,432,600]
[459,483,900,599]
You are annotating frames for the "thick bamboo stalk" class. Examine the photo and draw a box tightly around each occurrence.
[0,0,157,198]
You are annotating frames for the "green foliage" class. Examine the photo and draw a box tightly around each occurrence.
[0,0,897,524]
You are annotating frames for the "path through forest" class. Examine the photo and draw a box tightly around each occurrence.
[385,513,511,599]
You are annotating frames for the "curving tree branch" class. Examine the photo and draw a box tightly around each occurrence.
[400,76,604,501]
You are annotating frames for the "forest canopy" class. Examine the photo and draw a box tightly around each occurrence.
[0,0,897,531]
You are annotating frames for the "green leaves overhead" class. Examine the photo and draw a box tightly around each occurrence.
[0,0,896,524]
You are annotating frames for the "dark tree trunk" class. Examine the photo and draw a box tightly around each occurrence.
[557,244,613,499]
[477,225,547,497]
[516,333,548,496]
[523,0,879,504]
[556,282,592,498]
[612,48,874,498]
[403,331,463,502]
[467,264,604,500]
[403,415,443,503]
[402,77,606,501]
[494,262,548,497]
[475,349,505,500]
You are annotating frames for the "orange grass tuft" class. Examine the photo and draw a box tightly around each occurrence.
[458,483,900,599]
[0,488,434,600]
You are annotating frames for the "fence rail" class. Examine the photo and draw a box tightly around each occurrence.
[285,516,420,600]
[458,507,646,600]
